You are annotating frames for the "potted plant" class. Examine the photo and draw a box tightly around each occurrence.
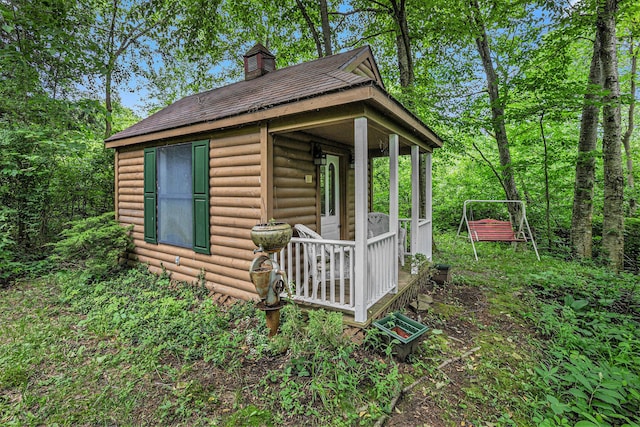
[251,220,292,253]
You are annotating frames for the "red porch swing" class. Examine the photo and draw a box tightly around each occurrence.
[457,200,540,261]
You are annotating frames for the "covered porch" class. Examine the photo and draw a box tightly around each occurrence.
[271,115,435,324]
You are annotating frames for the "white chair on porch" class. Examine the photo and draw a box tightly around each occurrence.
[367,212,406,266]
[293,224,352,283]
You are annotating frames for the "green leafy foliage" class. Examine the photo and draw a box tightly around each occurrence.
[623,218,640,273]
[58,266,266,365]
[225,404,275,427]
[0,112,114,279]
[265,306,401,423]
[590,217,640,272]
[535,354,640,426]
[429,232,640,425]
[3,231,640,425]
[50,212,133,280]
[527,267,640,426]
[26,267,403,425]
[0,206,22,285]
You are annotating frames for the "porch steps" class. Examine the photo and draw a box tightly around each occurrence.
[341,266,431,329]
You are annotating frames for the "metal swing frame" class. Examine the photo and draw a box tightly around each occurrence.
[456,200,540,261]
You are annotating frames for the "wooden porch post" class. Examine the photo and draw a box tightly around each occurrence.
[354,117,368,323]
[411,145,420,274]
[425,152,433,260]
[389,134,399,293]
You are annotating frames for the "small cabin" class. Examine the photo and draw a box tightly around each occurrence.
[105,44,442,324]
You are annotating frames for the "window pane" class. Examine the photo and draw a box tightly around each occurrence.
[157,144,192,247]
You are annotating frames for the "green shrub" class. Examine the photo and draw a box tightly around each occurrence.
[624,218,640,273]
[264,307,401,423]
[50,212,133,279]
[0,207,25,285]
[534,353,640,426]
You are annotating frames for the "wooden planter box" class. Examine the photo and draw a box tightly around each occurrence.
[373,312,429,361]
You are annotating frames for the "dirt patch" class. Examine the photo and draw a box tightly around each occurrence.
[382,281,536,427]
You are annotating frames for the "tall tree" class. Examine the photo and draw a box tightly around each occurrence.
[294,0,336,58]
[0,0,115,261]
[390,0,413,88]
[467,0,522,222]
[1,0,90,120]
[319,0,333,56]
[571,31,602,260]
[621,34,637,215]
[342,0,414,89]
[342,0,424,210]
[296,0,325,57]
[86,0,176,137]
[619,2,640,216]
[598,0,624,269]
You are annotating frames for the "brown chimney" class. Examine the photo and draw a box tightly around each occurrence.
[243,43,276,80]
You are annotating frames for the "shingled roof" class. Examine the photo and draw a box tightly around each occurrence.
[106,46,383,142]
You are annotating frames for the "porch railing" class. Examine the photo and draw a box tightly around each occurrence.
[416,219,432,256]
[365,231,397,307]
[279,237,356,312]
[399,217,431,256]
[278,234,397,319]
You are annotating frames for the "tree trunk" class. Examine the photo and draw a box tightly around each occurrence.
[390,0,414,88]
[469,0,522,223]
[540,112,552,249]
[598,0,624,270]
[622,36,636,215]
[105,68,112,138]
[385,0,423,215]
[319,0,332,56]
[296,0,324,57]
[571,31,601,260]
[105,1,117,139]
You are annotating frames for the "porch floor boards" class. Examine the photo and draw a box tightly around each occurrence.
[341,267,416,328]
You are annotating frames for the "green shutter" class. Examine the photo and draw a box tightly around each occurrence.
[192,140,210,254]
[143,148,157,244]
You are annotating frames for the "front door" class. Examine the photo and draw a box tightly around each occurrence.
[320,154,340,240]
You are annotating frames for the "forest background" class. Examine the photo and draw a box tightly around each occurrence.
[1,0,639,283]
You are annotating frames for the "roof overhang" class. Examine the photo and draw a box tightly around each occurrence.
[105,84,442,150]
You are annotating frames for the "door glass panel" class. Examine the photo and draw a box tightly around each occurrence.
[320,155,340,240]
[328,163,335,215]
[320,165,326,215]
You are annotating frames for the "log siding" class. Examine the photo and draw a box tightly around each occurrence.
[113,129,360,300]
[272,136,317,228]
[115,130,263,301]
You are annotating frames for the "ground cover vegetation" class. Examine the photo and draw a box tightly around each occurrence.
[1,223,638,426]
[1,0,639,425]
